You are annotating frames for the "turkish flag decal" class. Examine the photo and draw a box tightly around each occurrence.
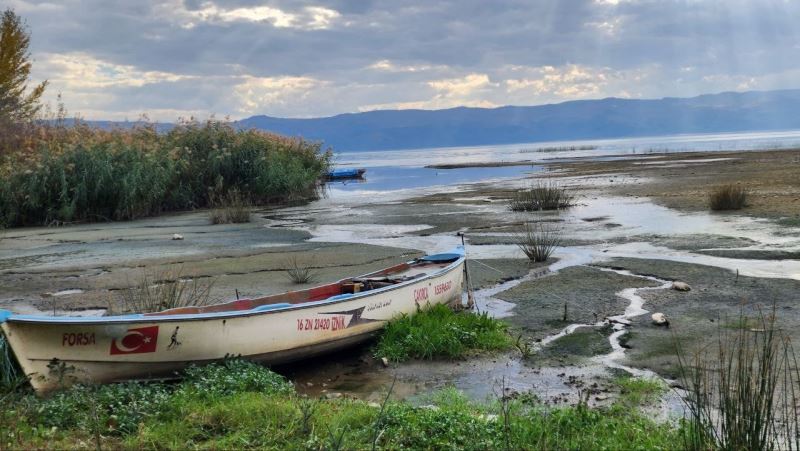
[110,326,159,355]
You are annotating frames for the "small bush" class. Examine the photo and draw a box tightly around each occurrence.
[509,182,574,211]
[209,188,251,224]
[285,254,316,284]
[374,304,511,362]
[516,222,561,262]
[118,266,217,313]
[709,184,748,211]
[178,359,293,400]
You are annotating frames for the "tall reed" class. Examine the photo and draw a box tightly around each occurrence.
[509,182,574,212]
[0,119,330,227]
[515,222,562,262]
[676,306,800,450]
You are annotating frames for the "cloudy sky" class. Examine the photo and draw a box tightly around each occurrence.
[8,0,800,120]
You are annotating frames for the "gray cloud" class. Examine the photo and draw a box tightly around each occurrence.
[9,0,800,119]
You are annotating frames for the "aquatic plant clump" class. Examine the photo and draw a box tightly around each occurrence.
[374,304,512,361]
[509,182,574,211]
[516,222,562,262]
[118,266,217,313]
[0,120,331,228]
[677,307,800,450]
[209,188,251,224]
[709,183,748,211]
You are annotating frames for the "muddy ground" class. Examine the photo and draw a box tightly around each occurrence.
[1,147,799,413]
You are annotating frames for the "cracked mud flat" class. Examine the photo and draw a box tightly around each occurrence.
[1,147,799,418]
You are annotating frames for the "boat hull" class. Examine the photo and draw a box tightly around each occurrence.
[1,258,464,392]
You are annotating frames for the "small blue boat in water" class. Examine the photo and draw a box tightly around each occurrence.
[326,168,366,180]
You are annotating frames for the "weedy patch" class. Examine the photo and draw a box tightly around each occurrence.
[117,266,217,314]
[373,304,512,361]
[0,358,685,449]
[285,254,317,284]
[515,222,562,262]
[614,375,666,407]
[509,182,574,212]
[709,183,748,211]
[209,188,251,224]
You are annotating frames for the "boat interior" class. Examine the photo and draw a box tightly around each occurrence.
[146,252,461,317]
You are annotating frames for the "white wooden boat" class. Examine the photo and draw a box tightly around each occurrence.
[0,247,465,392]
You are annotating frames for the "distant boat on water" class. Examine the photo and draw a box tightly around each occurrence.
[326,168,366,180]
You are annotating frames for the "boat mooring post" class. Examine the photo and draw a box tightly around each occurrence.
[458,232,475,310]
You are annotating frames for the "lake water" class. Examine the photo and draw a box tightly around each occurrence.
[327,129,800,194]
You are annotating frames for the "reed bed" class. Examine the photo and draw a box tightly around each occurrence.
[0,119,330,228]
[509,182,574,212]
[709,184,748,211]
[519,145,598,153]
[676,307,800,450]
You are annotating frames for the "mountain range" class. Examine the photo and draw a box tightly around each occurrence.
[94,89,800,152]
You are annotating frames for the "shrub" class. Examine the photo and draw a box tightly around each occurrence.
[709,184,748,211]
[374,304,511,361]
[516,222,561,262]
[509,182,574,211]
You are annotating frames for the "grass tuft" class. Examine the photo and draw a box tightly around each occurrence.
[118,266,217,313]
[509,182,574,211]
[709,183,748,211]
[209,188,251,224]
[516,222,562,262]
[374,304,512,362]
[285,254,316,284]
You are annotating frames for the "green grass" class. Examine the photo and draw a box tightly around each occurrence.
[0,359,681,450]
[373,304,513,362]
[0,120,330,227]
[614,375,666,407]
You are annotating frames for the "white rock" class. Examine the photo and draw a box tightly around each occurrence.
[381,357,390,367]
[672,281,691,291]
[172,233,184,240]
[652,312,670,326]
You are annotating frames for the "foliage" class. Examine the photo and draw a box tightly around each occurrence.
[515,221,562,262]
[614,375,666,407]
[509,181,574,211]
[374,304,512,362]
[0,119,330,227]
[285,253,316,284]
[118,266,217,313]
[176,359,293,400]
[208,188,251,224]
[676,306,800,450]
[0,9,47,123]
[0,356,688,449]
[709,183,748,211]
[0,333,24,391]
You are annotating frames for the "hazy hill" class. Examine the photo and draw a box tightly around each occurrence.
[234,89,800,151]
